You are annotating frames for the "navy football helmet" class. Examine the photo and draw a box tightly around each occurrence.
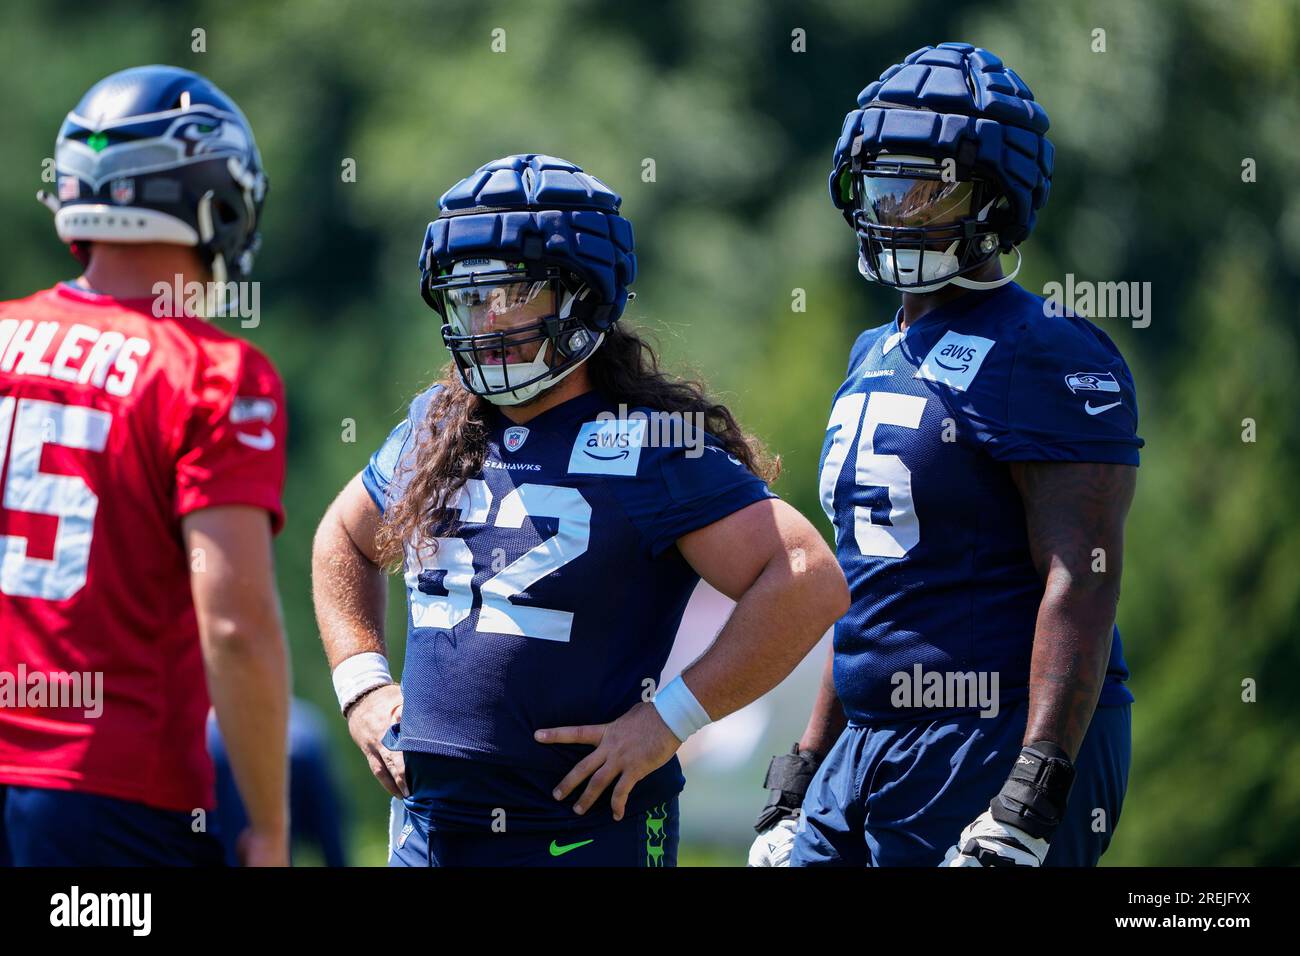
[829,43,1053,292]
[41,65,268,283]
[419,154,636,406]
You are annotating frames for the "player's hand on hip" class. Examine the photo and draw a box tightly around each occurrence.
[535,701,681,821]
[237,826,290,867]
[346,683,408,799]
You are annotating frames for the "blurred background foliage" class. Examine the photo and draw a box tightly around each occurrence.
[1,0,1297,865]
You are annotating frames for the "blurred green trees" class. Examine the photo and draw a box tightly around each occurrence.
[1,0,1296,864]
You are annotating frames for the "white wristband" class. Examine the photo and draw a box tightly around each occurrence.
[653,675,712,743]
[332,652,393,714]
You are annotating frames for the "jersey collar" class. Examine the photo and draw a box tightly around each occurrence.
[883,282,1017,354]
[490,388,611,436]
[53,281,168,316]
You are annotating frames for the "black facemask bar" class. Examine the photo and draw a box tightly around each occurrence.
[846,157,1007,290]
[423,262,599,399]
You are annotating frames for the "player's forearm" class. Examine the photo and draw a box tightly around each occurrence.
[1011,460,1135,760]
[682,547,848,724]
[312,504,389,667]
[202,611,291,837]
[1024,572,1120,760]
[798,644,848,756]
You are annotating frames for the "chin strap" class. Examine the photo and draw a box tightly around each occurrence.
[481,332,606,407]
[948,246,1022,290]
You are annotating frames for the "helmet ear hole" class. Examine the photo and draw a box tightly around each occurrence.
[563,328,591,357]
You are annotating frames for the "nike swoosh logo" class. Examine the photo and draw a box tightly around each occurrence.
[1084,401,1121,416]
[236,427,276,450]
[549,838,594,857]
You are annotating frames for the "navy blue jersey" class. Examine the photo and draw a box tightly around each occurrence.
[364,387,775,830]
[818,282,1143,721]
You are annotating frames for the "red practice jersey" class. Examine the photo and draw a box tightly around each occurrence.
[0,283,286,812]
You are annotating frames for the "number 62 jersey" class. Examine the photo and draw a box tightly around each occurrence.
[363,386,775,829]
[819,282,1143,722]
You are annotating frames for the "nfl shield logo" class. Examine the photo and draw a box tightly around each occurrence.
[503,426,529,452]
[110,178,135,205]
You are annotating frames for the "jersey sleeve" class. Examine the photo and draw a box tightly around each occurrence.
[174,343,288,533]
[621,433,778,558]
[976,314,1144,465]
[362,386,438,514]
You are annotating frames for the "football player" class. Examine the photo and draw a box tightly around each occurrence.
[0,66,290,866]
[749,43,1142,867]
[312,153,848,867]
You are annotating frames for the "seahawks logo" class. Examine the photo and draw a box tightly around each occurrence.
[1064,371,1121,394]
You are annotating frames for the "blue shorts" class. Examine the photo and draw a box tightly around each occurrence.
[790,701,1131,867]
[0,785,226,867]
[388,795,679,867]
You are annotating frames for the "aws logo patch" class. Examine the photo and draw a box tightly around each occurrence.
[915,331,996,392]
[567,418,647,476]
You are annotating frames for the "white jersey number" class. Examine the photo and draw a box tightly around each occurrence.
[406,479,591,642]
[0,397,112,599]
[819,391,926,559]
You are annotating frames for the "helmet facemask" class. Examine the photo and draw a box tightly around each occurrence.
[425,258,604,406]
[844,153,1017,293]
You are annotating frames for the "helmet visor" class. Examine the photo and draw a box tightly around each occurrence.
[858,174,975,229]
[443,277,558,365]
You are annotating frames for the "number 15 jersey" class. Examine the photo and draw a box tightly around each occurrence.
[819,282,1143,722]
[0,283,286,813]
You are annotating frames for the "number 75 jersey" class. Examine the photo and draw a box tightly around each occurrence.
[818,283,1143,722]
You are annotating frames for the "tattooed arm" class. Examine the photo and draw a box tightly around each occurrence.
[1010,460,1137,760]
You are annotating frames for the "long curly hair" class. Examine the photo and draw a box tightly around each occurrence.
[374,323,778,568]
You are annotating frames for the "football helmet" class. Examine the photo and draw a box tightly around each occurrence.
[419,154,636,406]
[829,43,1053,292]
[41,65,268,284]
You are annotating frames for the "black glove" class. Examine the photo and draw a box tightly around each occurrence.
[942,740,1077,867]
[989,739,1076,840]
[754,744,821,834]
